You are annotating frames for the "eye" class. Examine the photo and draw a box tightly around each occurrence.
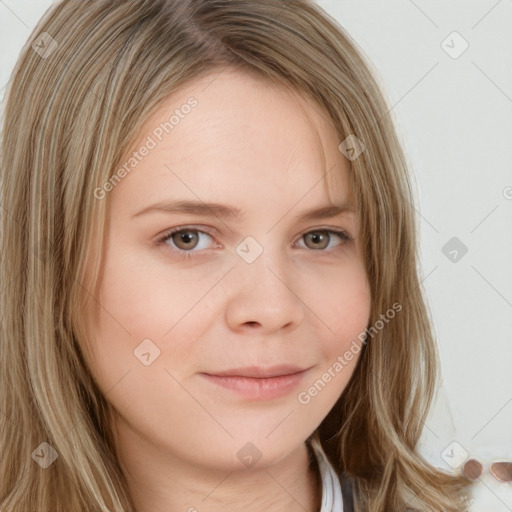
[156,227,216,259]
[155,226,351,260]
[297,229,351,251]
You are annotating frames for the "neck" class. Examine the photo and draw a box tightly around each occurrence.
[115,424,322,512]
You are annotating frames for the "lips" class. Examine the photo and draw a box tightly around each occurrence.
[199,365,311,400]
[204,364,308,379]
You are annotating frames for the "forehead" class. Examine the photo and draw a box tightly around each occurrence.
[110,68,352,214]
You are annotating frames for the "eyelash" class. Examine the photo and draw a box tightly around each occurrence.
[155,226,351,261]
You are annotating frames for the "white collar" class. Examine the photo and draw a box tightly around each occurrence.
[308,437,344,512]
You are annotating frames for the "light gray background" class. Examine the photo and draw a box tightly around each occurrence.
[1,1,511,510]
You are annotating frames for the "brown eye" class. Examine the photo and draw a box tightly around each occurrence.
[170,230,201,250]
[299,229,350,252]
[304,231,329,250]
[156,227,218,260]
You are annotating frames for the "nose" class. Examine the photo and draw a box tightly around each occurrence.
[224,247,305,334]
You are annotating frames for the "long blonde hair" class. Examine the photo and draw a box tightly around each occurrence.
[0,1,473,510]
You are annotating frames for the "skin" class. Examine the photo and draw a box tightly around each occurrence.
[81,68,371,512]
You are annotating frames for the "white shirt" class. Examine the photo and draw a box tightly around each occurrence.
[308,437,344,512]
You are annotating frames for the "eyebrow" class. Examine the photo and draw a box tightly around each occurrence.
[132,199,355,221]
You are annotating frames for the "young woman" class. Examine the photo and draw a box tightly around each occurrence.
[0,1,473,510]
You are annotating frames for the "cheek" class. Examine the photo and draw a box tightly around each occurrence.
[308,257,371,346]
[82,248,222,387]
[326,275,371,357]
[298,260,371,402]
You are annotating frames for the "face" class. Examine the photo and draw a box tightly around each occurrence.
[81,68,371,472]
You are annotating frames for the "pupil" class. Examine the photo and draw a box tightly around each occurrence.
[309,231,327,249]
[178,231,196,247]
